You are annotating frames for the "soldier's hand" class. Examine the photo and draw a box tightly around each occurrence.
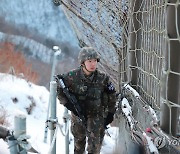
[54,74,63,94]
[104,112,114,128]
[54,74,63,82]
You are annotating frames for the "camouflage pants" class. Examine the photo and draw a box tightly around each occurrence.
[71,115,105,154]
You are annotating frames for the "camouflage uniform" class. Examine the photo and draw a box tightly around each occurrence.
[57,47,116,154]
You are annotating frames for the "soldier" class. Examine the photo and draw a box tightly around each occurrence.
[56,47,116,154]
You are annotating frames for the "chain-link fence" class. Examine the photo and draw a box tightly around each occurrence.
[120,0,180,137]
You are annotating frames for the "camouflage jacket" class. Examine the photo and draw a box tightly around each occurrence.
[57,67,116,117]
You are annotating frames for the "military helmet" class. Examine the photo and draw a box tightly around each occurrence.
[78,47,100,64]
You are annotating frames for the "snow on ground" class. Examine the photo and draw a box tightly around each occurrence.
[0,73,118,154]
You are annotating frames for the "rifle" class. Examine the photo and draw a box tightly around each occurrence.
[55,76,87,127]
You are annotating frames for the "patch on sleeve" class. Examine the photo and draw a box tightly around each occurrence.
[106,82,116,93]
[68,71,74,76]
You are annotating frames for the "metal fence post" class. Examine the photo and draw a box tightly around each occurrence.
[14,114,27,154]
[8,135,19,154]
[50,46,61,82]
[64,108,69,154]
[44,46,61,143]
[49,81,57,154]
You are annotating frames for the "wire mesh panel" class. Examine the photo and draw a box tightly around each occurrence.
[125,0,166,109]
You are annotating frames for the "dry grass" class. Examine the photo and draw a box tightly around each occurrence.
[0,106,9,126]
[26,96,36,115]
[0,42,39,83]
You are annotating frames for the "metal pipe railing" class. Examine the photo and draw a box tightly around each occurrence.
[64,108,69,154]
[49,81,57,154]
[0,115,28,154]
[14,115,27,154]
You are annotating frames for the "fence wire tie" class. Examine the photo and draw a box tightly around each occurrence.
[47,116,70,153]
[58,121,70,136]
[17,134,32,150]
[48,124,59,154]
[63,113,71,123]
[47,118,58,130]
[6,134,38,153]
[48,120,70,154]
[8,140,18,149]
[45,119,50,128]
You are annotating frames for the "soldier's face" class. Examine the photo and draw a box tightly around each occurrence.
[84,59,98,72]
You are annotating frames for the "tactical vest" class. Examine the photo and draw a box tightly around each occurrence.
[66,68,108,117]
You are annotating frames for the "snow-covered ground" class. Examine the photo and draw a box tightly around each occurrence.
[0,73,118,154]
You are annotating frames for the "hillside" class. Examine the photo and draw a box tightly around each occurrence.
[0,0,81,88]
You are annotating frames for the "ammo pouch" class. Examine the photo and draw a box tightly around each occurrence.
[72,83,105,116]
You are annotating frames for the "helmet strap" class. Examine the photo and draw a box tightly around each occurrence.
[81,64,94,75]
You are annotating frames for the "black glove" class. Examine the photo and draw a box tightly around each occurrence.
[64,102,78,116]
[55,74,65,99]
[55,74,64,80]
[104,112,114,128]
